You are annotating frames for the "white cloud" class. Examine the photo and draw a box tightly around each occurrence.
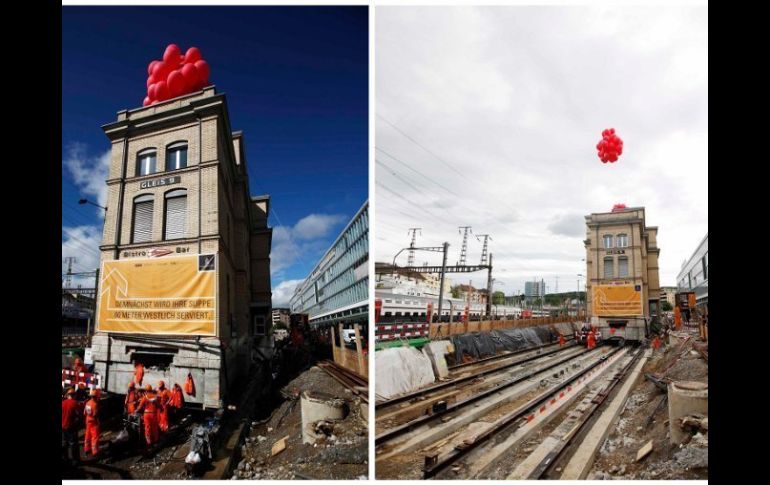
[271,213,346,277]
[376,6,707,291]
[62,225,102,288]
[64,143,111,217]
[271,279,304,307]
[293,214,347,240]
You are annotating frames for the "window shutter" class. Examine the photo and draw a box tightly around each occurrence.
[618,258,629,277]
[164,195,187,240]
[133,200,154,243]
[603,258,614,279]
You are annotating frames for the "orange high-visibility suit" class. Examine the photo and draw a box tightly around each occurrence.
[559,334,566,347]
[674,306,682,330]
[125,385,139,414]
[73,357,87,374]
[83,396,100,457]
[652,335,661,350]
[134,363,144,386]
[171,384,185,409]
[157,382,171,432]
[587,330,596,350]
[137,390,163,446]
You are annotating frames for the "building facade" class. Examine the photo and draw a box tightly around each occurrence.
[584,206,660,341]
[524,280,545,298]
[290,201,368,329]
[91,87,273,408]
[676,233,708,306]
[659,286,678,309]
[271,307,290,327]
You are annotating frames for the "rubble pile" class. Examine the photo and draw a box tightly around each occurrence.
[589,335,708,480]
[232,366,368,480]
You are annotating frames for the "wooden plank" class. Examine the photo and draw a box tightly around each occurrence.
[635,440,653,462]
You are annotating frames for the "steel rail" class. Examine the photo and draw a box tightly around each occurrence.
[422,346,623,479]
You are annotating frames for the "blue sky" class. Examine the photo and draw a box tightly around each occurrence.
[61,6,369,305]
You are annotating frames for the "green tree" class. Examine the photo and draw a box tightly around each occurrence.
[661,301,673,312]
[451,285,461,299]
[492,291,505,305]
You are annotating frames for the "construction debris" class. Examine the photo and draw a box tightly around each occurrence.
[233,366,368,480]
[635,440,653,462]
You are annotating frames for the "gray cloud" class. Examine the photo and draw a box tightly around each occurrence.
[548,213,586,238]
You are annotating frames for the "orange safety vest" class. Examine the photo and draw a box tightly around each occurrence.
[84,398,99,425]
[184,373,196,397]
[134,363,144,385]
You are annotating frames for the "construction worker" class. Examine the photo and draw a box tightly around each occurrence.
[133,361,144,386]
[170,383,185,415]
[75,381,89,402]
[558,333,566,347]
[136,384,162,447]
[652,334,662,351]
[62,388,81,465]
[157,380,172,432]
[83,389,101,458]
[72,356,87,375]
[586,327,596,350]
[125,382,139,415]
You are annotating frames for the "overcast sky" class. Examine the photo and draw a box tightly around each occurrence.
[375,5,707,295]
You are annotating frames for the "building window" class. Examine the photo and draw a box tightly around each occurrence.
[254,316,266,336]
[616,234,628,248]
[163,189,187,240]
[603,234,614,249]
[603,257,614,279]
[702,255,707,280]
[618,256,629,277]
[136,149,157,176]
[166,142,188,171]
[131,194,154,243]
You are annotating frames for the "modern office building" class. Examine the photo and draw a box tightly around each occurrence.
[290,201,368,329]
[524,280,545,298]
[676,233,708,307]
[271,307,291,327]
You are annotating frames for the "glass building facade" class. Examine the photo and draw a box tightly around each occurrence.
[290,200,369,328]
[676,233,708,306]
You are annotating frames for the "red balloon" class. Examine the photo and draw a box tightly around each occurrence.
[155,80,169,101]
[143,96,151,107]
[185,47,202,64]
[147,74,159,88]
[194,60,210,83]
[152,61,171,80]
[147,60,159,76]
[151,99,159,105]
[163,44,181,64]
[181,63,198,90]
[148,83,157,100]
[167,70,185,98]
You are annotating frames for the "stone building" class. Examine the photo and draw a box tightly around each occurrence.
[584,206,660,341]
[91,86,272,409]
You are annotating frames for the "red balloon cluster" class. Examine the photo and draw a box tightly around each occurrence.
[611,203,627,212]
[143,44,211,106]
[596,128,623,163]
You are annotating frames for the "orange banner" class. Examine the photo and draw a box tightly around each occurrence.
[592,284,643,317]
[97,254,217,335]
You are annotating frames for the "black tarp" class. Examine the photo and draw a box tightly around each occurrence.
[450,324,576,362]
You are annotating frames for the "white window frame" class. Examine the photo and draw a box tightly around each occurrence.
[166,142,188,171]
[616,233,628,248]
[603,234,614,249]
[137,149,157,177]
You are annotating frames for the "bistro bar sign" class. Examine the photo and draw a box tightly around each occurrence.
[140,175,181,189]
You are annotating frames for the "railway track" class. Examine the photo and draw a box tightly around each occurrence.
[375,343,637,480]
[375,345,587,440]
